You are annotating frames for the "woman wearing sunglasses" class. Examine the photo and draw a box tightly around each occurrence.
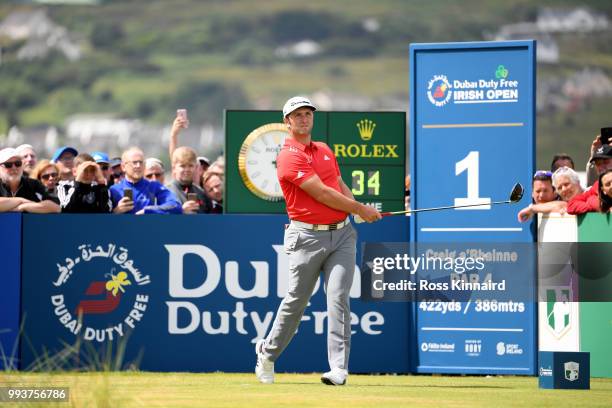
[0,148,60,213]
[30,159,61,204]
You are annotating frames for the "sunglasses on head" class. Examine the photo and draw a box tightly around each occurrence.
[533,170,552,178]
[2,160,22,169]
[41,172,58,180]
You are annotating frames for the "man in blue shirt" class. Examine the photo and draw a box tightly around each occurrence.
[110,147,182,214]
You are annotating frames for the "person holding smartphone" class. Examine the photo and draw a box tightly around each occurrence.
[165,110,213,214]
[166,146,213,214]
[109,147,182,214]
[586,128,612,187]
[169,108,189,161]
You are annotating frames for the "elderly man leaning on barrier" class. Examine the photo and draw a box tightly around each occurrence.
[517,167,583,222]
[110,147,182,215]
[0,148,60,213]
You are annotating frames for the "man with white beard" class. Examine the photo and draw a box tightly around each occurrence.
[0,148,59,213]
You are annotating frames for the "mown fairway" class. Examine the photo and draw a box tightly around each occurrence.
[1,372,611,407]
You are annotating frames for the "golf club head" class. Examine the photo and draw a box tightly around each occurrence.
[509,183,524,203]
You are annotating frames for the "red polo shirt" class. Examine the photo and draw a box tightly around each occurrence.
[567,181,600,214]
[277,137,348,224]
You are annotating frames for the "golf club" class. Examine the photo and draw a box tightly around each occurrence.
[354,182,524,224]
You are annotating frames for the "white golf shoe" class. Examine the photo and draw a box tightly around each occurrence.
[321,368,348,386]
[255,339,274,384]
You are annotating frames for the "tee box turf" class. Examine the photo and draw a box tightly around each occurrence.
[539,351,590,390]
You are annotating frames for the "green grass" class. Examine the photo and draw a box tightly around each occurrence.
[1,372,611,407]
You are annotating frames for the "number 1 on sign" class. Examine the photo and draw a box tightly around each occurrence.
[454,151,491,210]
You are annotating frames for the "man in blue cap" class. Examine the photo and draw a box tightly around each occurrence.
[51,146,78,182]
[109,156,123,185]
[92,151,111,185]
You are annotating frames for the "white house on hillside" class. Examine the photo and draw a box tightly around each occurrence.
[537,7,609,32]
[0,10,55,40]
[0,9,81,61]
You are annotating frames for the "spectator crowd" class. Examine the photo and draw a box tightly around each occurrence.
[0,112,225,215]
[517,132,612,221]
[3,113,611,218]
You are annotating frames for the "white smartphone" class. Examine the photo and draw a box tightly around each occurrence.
[177,109,189,128]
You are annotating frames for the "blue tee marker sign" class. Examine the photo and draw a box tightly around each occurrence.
[409,41,536,374]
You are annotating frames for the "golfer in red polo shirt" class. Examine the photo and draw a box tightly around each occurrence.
[255,96,381,386]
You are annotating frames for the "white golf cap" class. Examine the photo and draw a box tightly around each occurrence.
[15,144,34,154]
[282,96,316,117]
[0,148,21,164]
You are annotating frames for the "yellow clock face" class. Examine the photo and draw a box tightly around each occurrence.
[238,123,288,201]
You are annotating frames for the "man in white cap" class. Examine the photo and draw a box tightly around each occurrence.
[254,96,381,386]
[0,148,60,213]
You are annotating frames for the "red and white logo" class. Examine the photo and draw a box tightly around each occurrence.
[427,74,453,107]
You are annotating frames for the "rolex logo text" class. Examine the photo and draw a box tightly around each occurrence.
[334,119,398,158]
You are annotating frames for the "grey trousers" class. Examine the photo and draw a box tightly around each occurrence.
[263,222,357,371]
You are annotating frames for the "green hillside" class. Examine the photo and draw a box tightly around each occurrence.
[0,0,611,168]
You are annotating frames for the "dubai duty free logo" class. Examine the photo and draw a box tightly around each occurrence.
[50,244,151,342]
[427,74,452,107]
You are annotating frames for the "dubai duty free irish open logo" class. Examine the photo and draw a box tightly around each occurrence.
[50,244,151,342]
[427,74,453,107]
